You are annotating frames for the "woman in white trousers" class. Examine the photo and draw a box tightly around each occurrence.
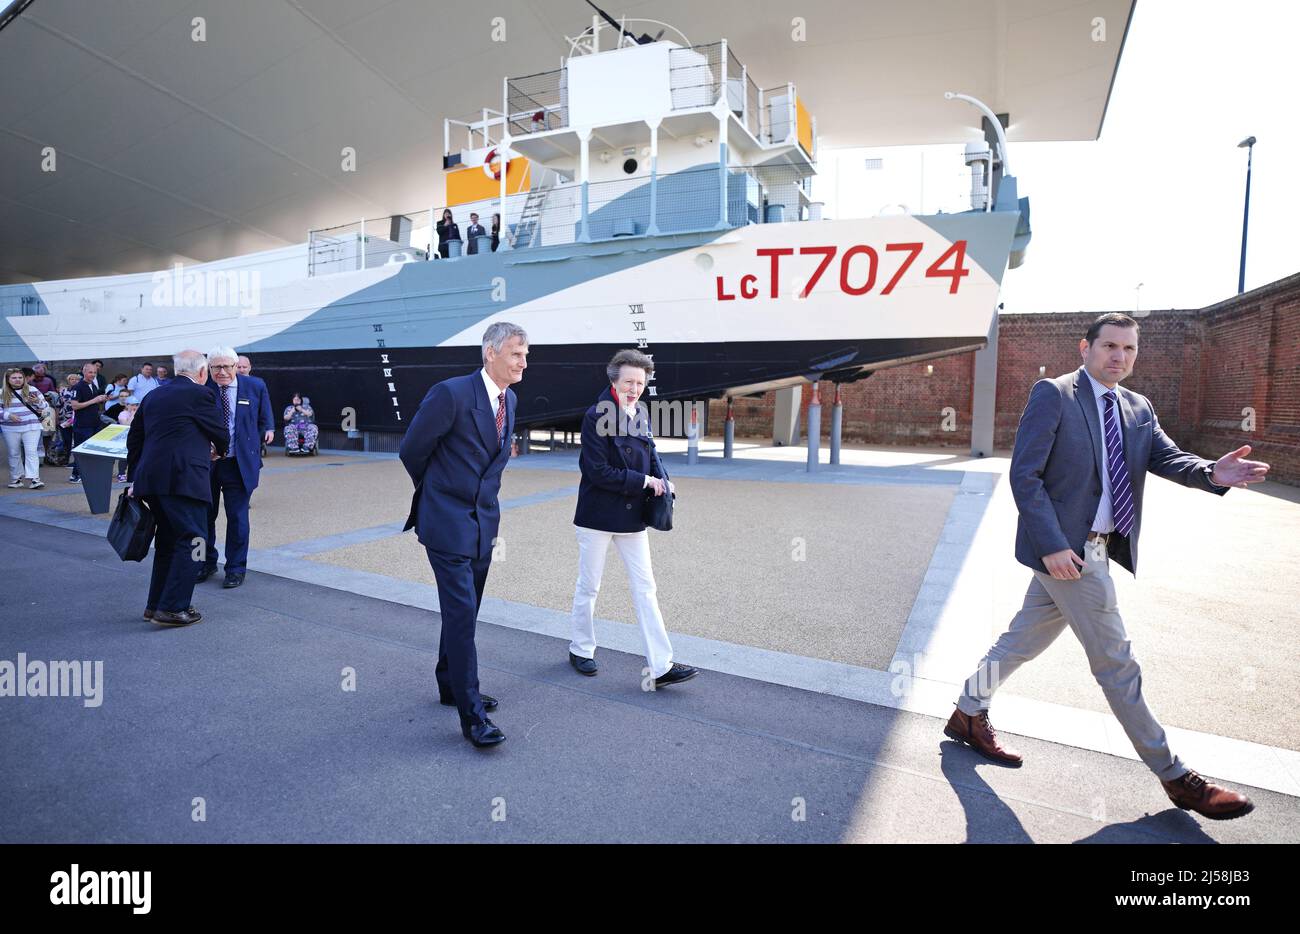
[567,350,697,688]
[2,368,48,489]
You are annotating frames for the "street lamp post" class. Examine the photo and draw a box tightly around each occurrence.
[1237,136,1255,295]
[1135,282,1144,316]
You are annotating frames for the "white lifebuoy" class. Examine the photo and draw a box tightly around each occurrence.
[483,147,514,181]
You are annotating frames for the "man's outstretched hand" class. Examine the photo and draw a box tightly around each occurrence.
[1211,445,1270,489]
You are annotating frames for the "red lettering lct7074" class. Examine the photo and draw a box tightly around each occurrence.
[715,240,970,301]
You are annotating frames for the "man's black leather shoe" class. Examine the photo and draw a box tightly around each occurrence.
[569,652,598,676]
[654,663,698,687]
[440,694,498,712]
[223,573,244,589]
[461,717,505,747]
[196,566,217,583]
[151,609,202,627]
[144,606,200,622]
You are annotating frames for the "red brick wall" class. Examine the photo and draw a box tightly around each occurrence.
[711,272,1300,485]
[993,310,1203,448]
[1191,279,1300,484]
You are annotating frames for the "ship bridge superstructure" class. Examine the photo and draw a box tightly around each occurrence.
[307,20,824,276]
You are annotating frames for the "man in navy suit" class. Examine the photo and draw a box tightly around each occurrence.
[125,349,229,626]
[236,355,275,456]
[399,322,526,748]
[947,313,1269,820]
[465,213,487,255]
[198,346,274,589]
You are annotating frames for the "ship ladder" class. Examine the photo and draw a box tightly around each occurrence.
[509,167,561,249]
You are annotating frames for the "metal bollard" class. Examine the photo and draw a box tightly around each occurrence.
[806,381,821,472]
[687,401,700,465]
[724,397,734,459]
[830,383,843,465]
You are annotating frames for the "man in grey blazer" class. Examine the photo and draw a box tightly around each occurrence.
[946,313,1269,820]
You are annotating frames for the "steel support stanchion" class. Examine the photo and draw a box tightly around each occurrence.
[724,398,734,459]
[806,381,821,472]
[830,383,842,465]
[687,401,700,465]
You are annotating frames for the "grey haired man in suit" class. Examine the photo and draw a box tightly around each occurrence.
[945,313,1269,820]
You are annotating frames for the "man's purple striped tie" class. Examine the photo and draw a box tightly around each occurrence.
[1102,391,1134,536]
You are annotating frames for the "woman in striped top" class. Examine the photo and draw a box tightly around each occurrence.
[2,367,49,489]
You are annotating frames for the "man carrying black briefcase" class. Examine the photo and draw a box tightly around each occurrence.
[124,350,228,627]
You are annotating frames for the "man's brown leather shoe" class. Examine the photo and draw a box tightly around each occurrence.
[150,608,202,627]
[1161,770,1254,820]
[944,707,1023,767]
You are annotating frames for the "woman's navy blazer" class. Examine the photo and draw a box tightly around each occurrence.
[573,386,661,533]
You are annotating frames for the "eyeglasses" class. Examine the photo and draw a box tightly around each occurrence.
[210,364,236,371]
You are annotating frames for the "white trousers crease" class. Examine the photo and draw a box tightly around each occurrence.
[3,428,42,481]
[569,525,674,678]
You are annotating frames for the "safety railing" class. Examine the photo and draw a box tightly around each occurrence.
[668,42,722,109]
[308,213,430,277]
[724,45,745,118]
[305,158,818,275]
[505,68,568,136]
[760,85,797,146]
[745,73,761,140]
[443,109,506,160]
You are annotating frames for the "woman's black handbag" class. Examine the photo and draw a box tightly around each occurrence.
[641,442,674,532]
[107,490,155,562]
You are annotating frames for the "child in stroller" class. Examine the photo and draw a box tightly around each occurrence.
[283,393,318,456]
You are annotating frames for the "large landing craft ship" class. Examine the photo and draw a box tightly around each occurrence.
[0,8,1030,438]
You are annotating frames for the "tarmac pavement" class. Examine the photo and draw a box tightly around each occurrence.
[3,511,1297,843]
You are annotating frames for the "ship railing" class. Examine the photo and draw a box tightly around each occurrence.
[505,67,568,136]
[728,163,814,222]
[305,160,815,276]
[443,108,507,161]
[307,212,431,277]
[668,42,775,143]
[745,72,761,140]
[503,41,782,145]
[499,162,797,247]
[759,84,797,146]
[668,41,723,110]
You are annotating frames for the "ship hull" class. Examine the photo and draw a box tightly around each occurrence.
[246,334,985,434]
[1,211,1018,432]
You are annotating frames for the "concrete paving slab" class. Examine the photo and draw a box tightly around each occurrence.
[4,515,1297,844]
[303,477,955,670]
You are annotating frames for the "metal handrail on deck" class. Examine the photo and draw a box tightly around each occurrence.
[505,68,568,136]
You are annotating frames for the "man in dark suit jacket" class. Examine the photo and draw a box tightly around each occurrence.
[126,350,229,626]
[198,347,273,589]
[235,355,274,455]
[399,322,527,747]
[465,213,487,255]
[947,313,1269,820]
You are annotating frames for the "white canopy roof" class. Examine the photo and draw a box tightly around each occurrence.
[0,0,1133,284]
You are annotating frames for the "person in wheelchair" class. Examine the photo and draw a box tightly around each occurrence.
[283,393,318,455]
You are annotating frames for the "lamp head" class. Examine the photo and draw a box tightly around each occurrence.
[1238,136,1256,148]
